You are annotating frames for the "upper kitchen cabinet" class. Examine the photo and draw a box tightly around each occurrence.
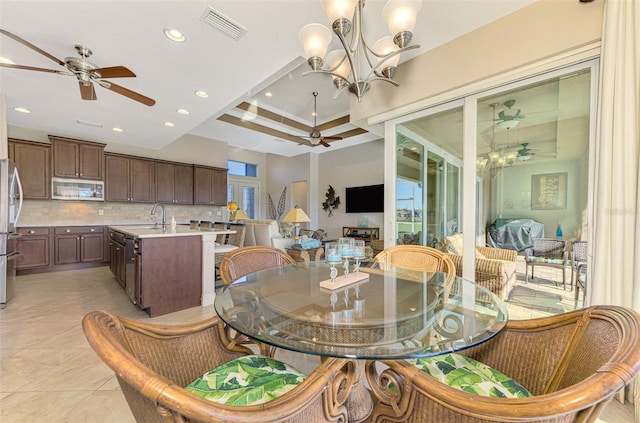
[155,162,194,205]
[105,154,155,203]
[193,165,227,206]
[50,136,105,180]
[8,139,51,200]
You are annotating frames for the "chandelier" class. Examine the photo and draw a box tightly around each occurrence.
[299,0,423,102]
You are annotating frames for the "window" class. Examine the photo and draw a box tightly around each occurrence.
[227,160,257,177]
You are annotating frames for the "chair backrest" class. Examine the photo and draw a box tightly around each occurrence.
[227,222,246,247]
[571,240,588,262]
[82,310,350,423]
[372,245,456,275]
[532,238,566,258]
[367,305,640,422]
[219,245,296,286]
[214,221,228,243]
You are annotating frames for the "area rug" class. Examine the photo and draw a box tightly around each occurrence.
[507,285,566,314]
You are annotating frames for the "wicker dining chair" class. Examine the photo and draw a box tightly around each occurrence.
[365,305,640,423]
[82,310,353,423]
[524,238,569,289]
[219,245,296,287]
[372,245,456,276]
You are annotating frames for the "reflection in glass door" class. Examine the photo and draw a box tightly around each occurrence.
[395,104,463,248]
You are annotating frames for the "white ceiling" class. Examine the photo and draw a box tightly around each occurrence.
[1,0,536,157]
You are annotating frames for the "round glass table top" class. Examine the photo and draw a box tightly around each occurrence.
[214,262,508,360]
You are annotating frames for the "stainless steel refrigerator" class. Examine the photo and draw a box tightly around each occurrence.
[1,159,23,309]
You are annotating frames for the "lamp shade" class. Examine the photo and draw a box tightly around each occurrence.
[227,201,238,211]
[283,207,311,223]
[299,23,332,60]
[382,0,422,37]
[373,36,400,68]
[321,0,357,24]
[231,209,250,221]
[325,49,351,78]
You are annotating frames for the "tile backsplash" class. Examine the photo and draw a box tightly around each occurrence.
[18,200,228,227]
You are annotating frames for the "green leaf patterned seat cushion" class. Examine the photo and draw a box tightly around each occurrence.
[407,353,532,398]
[185,355,306,406]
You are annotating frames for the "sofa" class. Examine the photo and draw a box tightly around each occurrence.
[442,233,518,300]
[242,219,295,251]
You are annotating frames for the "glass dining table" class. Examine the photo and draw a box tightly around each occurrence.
[214,261,508,422]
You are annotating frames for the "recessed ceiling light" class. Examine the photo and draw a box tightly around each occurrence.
[0,57,16,65]
[164,28,186,43]
[13,107,30,114]
[112,127,124,132]
[164,121,175,127]
[195,90,209,98]
[265,92,273,98]
[177,108,189,115]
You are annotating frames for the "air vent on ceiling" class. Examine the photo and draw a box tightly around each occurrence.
[200,6,247,41]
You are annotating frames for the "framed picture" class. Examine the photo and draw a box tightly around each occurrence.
[531,172,567,210]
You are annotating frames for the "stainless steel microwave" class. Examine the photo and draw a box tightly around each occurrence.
[51,177,104,201]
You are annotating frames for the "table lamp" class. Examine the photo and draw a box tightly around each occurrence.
[230,209,250,222]
[227,201,238,221]
[283,206,311,240]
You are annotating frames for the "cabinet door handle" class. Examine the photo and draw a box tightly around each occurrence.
[90,228,95,232]
[65,229,71,233]
[28,230,35,234]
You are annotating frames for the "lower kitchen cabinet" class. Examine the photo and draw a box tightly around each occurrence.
[135,236,202,317]
[16,227,52,271]
[54,226,106,265]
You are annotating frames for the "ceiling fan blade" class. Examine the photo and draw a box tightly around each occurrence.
[0,62,61,74]
[322,136,342,141]
[79,82,97,100]
[0,28,65,66]
[319,140,331,148]
[101,81,156,106]
[94,66,136,79]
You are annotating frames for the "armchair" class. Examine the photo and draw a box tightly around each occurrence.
[524,238,568,289]
[82,310,353,423]
[366,305,640,422]
[442,233,518,300]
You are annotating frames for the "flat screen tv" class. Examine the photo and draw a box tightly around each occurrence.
[345,184,384,213]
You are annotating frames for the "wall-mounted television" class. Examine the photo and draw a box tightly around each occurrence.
[345,184,384,213]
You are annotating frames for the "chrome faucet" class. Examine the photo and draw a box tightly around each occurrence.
[150,203,167,227]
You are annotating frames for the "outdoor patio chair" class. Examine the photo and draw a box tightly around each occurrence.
[571,240,588,306]
[524,238,568,289]
[366,305,640,422]
[82,310,353,423]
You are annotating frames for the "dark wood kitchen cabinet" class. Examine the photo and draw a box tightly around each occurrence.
[50,136,105,180]
[108,229,126,288]
[54,226,105,265]
[193,165,227,206]
[104,154,155,203]
[155,162,194,204]
[16,227,52,272]
[8,139,51,200]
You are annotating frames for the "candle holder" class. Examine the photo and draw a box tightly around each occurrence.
[339,237,354,278]
[325,242,342,283]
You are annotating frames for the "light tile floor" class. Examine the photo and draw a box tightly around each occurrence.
[0,261,635,422]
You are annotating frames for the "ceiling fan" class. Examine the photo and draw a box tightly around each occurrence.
[514,142,557,161]
[0,29,155,106]
[296,92,342,147]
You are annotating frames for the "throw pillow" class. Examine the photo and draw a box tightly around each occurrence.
[185,355,306,406]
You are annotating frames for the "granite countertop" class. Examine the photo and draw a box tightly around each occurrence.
[108,225,232,239]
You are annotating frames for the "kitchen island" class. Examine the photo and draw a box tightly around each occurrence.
[108,225,229,317]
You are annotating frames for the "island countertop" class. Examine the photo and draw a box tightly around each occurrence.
[108,224,232,239]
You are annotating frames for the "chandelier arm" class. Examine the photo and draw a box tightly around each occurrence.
[333,27,358,84]
[302,69,352,87]
[364,44,420,80]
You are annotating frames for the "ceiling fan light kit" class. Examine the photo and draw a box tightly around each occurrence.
[299,0,422,102]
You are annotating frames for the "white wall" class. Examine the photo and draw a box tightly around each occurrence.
[317,140,384,240]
